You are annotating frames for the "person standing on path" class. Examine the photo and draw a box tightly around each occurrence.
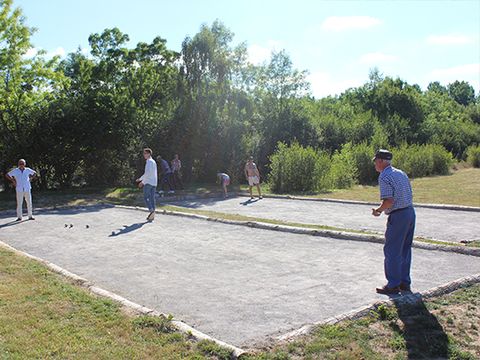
[157,155,174,194]
[244,156,262,199]
[5,159,37,221]
[171,154,183,190]
[372,149,416,295]
[136,148,158,221]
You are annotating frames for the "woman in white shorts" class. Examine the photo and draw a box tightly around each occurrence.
[244,157,262,199]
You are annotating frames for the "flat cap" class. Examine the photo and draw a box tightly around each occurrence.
[373,149,393,161]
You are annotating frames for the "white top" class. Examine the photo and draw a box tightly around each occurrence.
[8,167,36,192]
[140,158,158,186]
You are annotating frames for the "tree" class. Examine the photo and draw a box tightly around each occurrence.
[447,80,475,106]
[427,81,447,94]
[0,0,65,185]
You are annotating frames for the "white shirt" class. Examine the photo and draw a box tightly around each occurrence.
[8,167,36,192]
[140,158,158,186]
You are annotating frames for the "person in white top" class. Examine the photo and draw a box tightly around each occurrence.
[136,148,158,221]
[6,159,37,221]
[244,156,262,200]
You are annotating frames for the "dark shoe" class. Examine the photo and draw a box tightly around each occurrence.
[399,283,411,292]
[15,218,22,221]
[376,285,400,295]
[29,217,35,220]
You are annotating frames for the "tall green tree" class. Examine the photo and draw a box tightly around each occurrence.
[447,80,475,106]
[0,0,65,184]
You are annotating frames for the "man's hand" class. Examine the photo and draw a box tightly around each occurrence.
[372,208,381,217]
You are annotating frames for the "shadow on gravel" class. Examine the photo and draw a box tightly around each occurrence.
[0,204,115,220]
[393,296,449,359]
[109,221,150,237]
[0,219,30,228]
[240,198,260,206]
[166,196,237,209]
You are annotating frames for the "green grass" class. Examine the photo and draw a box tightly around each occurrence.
[244,168,480,207]
[244,284,480,360]
[0,247,230,359]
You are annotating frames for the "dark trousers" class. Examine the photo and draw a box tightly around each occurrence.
[161,173,174,191]
[384,207,416,288]
[172,170,183,189]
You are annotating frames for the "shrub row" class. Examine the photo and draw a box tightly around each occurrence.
[466,144,480,168]
[268,142,453,193]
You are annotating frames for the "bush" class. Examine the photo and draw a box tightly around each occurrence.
[269,142,321,193]
[392,144,452,178]
[429,144,453,175]
[338,142,377,185]
[466,144,480,167]
[328,149,357,189]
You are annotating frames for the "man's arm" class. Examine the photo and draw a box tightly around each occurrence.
[29,169,37,181]
[136,162,149,183]
[5,173,16,187]
[372,198,394,216]
[372,176,394,216]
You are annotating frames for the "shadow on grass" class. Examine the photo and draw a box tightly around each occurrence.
[393,296,449,359]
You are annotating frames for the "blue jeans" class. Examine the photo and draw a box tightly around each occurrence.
[143,184,156,212]
[384,207,416,288]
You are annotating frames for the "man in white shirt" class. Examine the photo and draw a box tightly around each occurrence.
[136,148,158,221]
[6,159,37,221]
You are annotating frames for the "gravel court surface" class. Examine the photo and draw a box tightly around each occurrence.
[168,196,480,243]
[1,205,479,347]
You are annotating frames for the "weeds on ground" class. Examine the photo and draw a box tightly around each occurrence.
[245,285,480,360]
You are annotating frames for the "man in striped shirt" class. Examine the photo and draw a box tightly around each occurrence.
[372,149,416,295]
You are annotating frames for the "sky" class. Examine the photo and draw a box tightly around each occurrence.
[15,0,480,98]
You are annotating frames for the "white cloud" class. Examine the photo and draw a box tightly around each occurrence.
[48,47,66,58]
[308,71,364,98]
[430,63,479,78]
[24,47,38,58]
[428,64,480,88]
[426,34,473,45]
[321,16,382,32]
[247,41,281,65]
[359,52,397,65]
